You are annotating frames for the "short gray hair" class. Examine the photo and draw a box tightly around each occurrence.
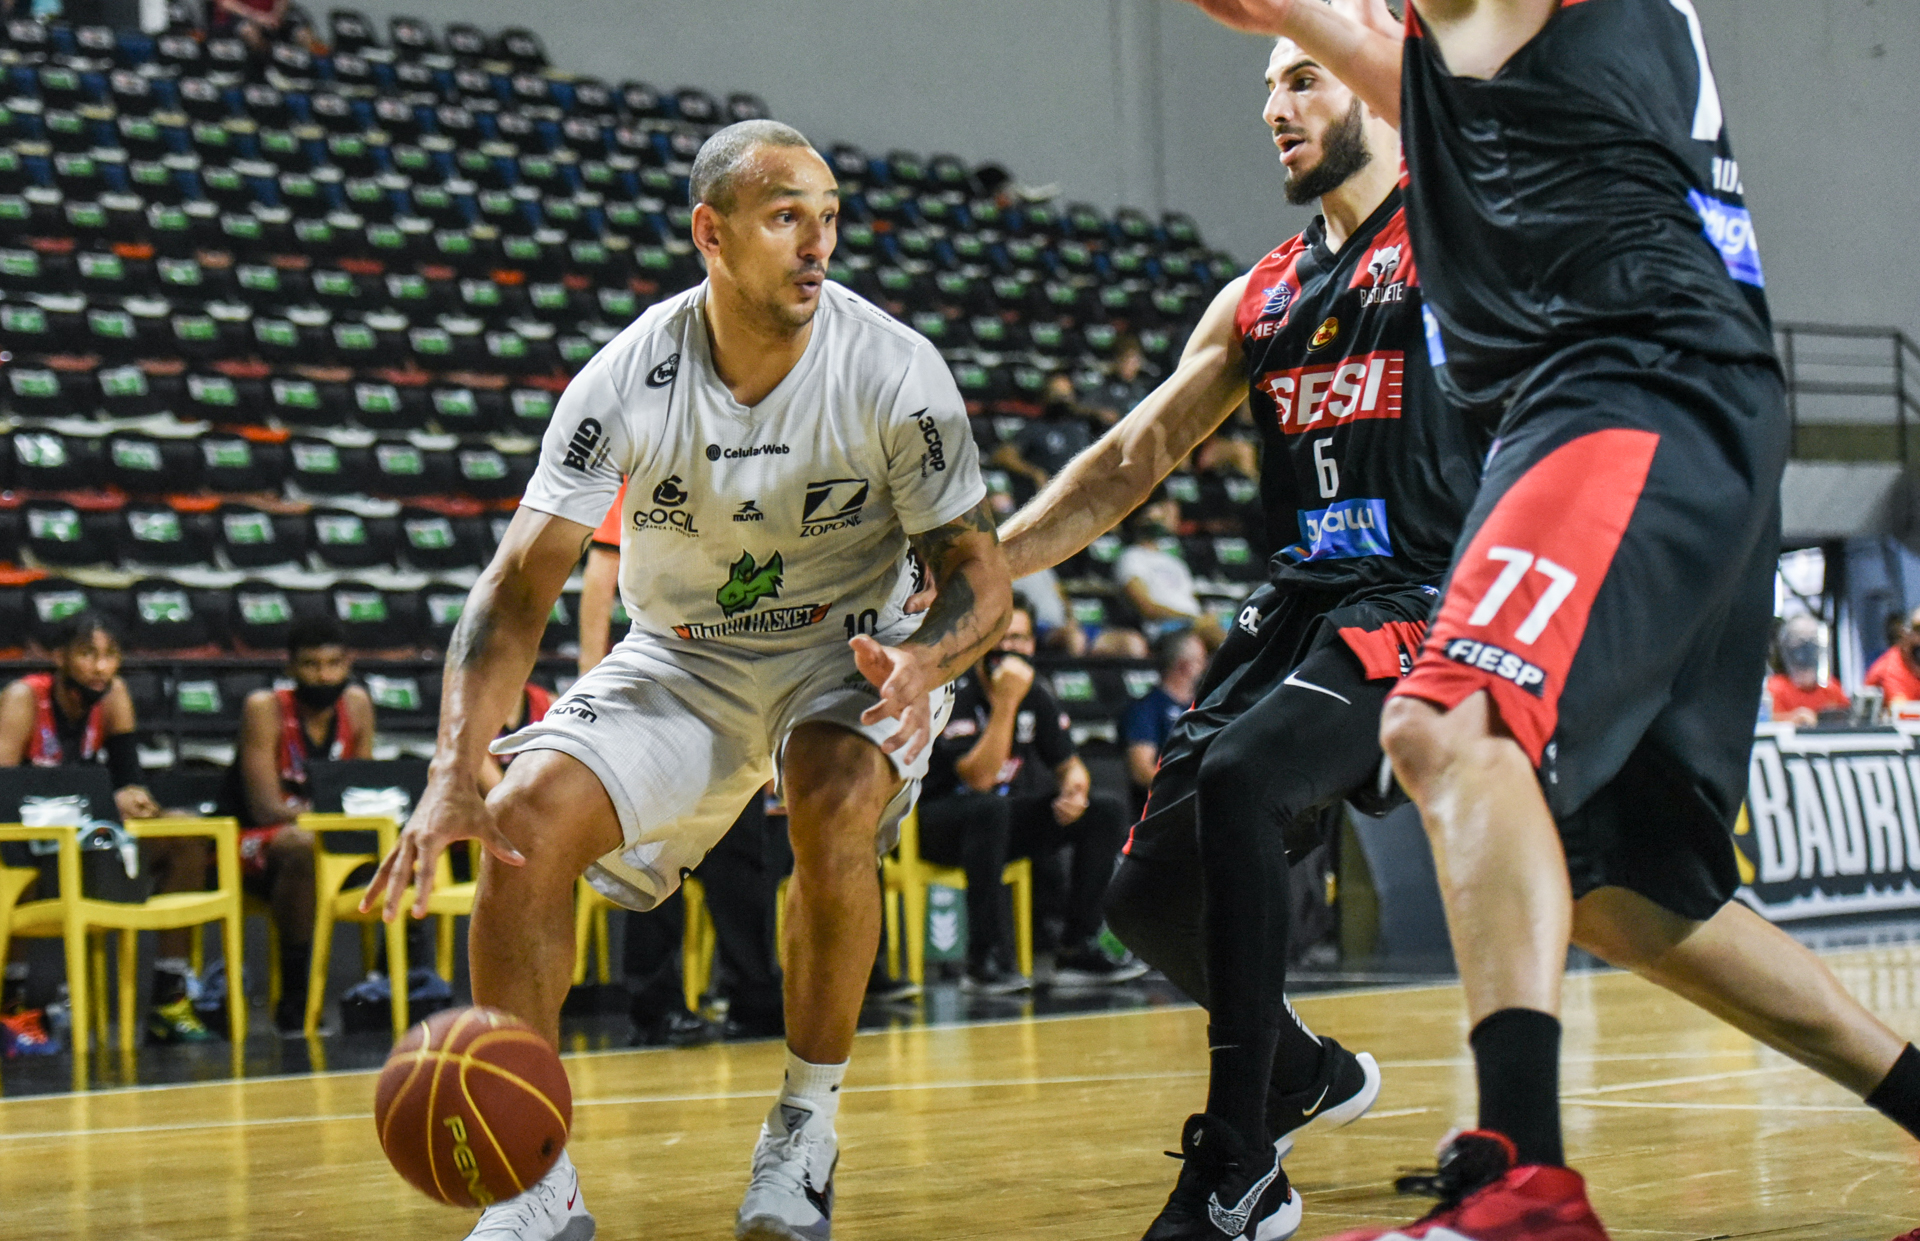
[690,120,815,213]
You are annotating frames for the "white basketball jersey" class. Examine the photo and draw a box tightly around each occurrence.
[519,280,987,652]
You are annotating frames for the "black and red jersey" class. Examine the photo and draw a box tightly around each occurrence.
[1237,189,1489,592]
[1400,0,1777,413]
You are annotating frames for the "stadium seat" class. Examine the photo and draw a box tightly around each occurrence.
[308,506,400,571]
[200,430,288,495]
[127,577,226,653]
[229,579,303,652]
[14,426,100,490]
[332,580,420,650]
[290,436,373,495]
[399,501,489,571]
[119,501,215,568]
[217,503,308,569]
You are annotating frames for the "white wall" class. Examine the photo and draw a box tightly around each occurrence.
[1698,0,1920,341]
[345,0,1312,267]
[349,0,1915,337]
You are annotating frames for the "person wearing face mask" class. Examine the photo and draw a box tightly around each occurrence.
[919,601,1139,992]
[1765,615,1849,726]
[232,616,376,1034]
[992,372,1098,502]
[0,611,213,1046]
[1864,606,1920,713]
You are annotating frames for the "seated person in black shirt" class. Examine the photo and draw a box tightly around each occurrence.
[919,602,1139,991]
[992,374,1097,501]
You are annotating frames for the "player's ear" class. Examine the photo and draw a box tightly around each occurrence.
[690,201,724,262]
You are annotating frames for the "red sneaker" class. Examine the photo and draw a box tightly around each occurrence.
[1887,1231,1920,1240]
[1320,1131,1610,1241]
[0,1008,60,1058]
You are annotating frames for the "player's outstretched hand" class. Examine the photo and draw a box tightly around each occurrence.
[360,778,526,922]
[1182,0,1299,37]
[852,634,934,763]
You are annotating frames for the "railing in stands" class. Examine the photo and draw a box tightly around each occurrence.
[1776,322,1920,465]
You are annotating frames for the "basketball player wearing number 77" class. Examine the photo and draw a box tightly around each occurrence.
[361,118,1010,1241]
[1175,0,1920,1238]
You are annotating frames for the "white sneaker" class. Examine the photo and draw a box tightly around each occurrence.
[463,1150,595,1240]
[735,1098,838,1241]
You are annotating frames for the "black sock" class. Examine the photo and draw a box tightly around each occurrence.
[1268,997,1331,1098]
[1866,1043,1920,1140]
[1207,1021,1282,1150]
[1470,1007,1564,1167]
[279,943,311,1002]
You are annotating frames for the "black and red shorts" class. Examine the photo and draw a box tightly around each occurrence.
[1126,577,1437,863]
[1393,340,1788,919]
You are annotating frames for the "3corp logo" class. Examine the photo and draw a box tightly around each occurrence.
[706,442,791,461]
[645,352,679,387]
[733,500,764,523]
[548,693,599,724]
[673,548,830,639]
[632,475,698,537]
[561,417,604,472]
[913,410,947,477]
[1443,638,1547,697]
[800,478,870,537]
[1309,317,1340,350]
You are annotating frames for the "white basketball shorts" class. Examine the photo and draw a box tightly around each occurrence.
[492,628,955,911]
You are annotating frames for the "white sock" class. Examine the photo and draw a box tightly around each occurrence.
[778,1049,848,1126]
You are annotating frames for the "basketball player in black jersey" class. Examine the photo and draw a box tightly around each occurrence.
[1175,2,1920,1239]
[998,11,1489,1236]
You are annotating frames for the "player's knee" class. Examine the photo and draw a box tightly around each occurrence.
[268,828,314,876]
[1379,696,1451,795]
[488,752,622,880]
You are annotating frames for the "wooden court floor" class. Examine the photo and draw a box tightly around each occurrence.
[3,946,1919,1240]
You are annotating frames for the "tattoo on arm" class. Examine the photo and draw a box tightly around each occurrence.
[908,499,1005,678]
[448,603,498,670]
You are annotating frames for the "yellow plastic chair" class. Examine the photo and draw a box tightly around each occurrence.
[191,894,280,1011]
[881,808,1032,987]
[572,877,717,1016]
[0,817,246,1056]
[298,813,476,1043]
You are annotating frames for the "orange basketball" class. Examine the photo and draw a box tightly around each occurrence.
[373,1006,573,1208]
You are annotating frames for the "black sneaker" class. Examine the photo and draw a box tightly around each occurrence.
[632,1008,719,1048]
[1264,1035,1380,1143]
[866,971,922,1002]
[1142,1113,1302,1240]
[959,959,1032,995]
[1051,940,1151,986]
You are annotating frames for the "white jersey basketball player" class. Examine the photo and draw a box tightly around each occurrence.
[361,120,1013,1241]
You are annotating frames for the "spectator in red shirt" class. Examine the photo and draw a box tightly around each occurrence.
[1766,615,1849,725]
[1865,606,1920,708]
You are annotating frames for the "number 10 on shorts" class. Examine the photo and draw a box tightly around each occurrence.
[1466,547,1578,645]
